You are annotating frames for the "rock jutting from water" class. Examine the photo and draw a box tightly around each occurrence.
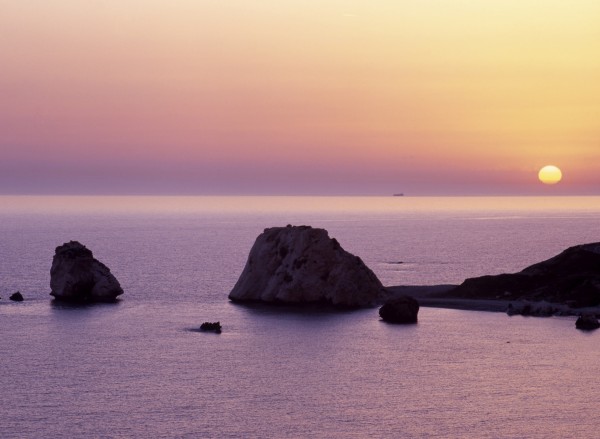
[379,295,420,324]
[379,295,419,324]
[50,241,124,303]
[229,225,387,307]
[9,291,24,302]
[199,322,222,333]
[575,314,600,331]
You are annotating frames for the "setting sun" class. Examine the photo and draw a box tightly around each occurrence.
[538,165,563,185]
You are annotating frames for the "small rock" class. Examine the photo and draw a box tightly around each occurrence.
[379,295,419,324]
[9,291,24,302]
[575,314,600,331]
[199,322,222,333]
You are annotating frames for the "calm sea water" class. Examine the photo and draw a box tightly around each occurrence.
[1,196,599,438]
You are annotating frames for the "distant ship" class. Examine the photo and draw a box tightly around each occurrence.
[393,193,404,197]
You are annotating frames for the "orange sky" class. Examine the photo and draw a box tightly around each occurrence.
[1,1,599,194]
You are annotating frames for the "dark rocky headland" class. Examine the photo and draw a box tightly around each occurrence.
[448,242,600,306]
[389,242,600,318]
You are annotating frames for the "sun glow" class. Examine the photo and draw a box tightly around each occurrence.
[538,165,563,185]
[0,1,599,195]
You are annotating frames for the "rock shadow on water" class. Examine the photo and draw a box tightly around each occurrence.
[229,299,370,318]
[50,298,122,311]
[229,301,375,335]
[48,299,123,324]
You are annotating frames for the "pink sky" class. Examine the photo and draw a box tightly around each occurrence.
[1,1,599,195]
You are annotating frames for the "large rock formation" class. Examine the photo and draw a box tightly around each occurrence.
[448,242,600,308]
[229,225,386,307]
[379,295,419,324]
[50,241,123,303]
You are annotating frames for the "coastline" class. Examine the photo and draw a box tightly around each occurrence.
[386,285,600,316]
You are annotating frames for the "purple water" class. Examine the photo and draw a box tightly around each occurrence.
[1,196,599,438]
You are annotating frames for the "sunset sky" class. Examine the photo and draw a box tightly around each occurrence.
[1,1,599,195]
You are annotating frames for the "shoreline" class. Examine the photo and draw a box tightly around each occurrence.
[386,285,600,316]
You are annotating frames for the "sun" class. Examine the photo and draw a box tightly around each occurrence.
[538,165,562,185]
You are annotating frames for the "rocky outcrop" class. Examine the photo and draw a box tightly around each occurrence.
[506,301,559,317]
[447,243,600,308]
[50,241,123,303]
[9,291,24,302]
[379,295,419,323]
[575,314,600,331]
[229,225,386,307]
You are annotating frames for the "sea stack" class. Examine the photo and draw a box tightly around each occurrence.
[50,241,123,303]
[229,225,386,307]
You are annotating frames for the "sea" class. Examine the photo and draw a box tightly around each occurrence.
[1,195,599,438]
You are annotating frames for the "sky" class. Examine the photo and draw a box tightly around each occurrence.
[1,0,599,195]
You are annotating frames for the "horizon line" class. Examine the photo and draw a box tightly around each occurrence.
[0,192,597,198]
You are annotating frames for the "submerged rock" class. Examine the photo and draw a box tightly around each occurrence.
[9,291,24,302]
[379,295,419,324]
[50,241,123,303]
[448,242,600,308]
[575,314,600,331]
[229,225,386,307]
